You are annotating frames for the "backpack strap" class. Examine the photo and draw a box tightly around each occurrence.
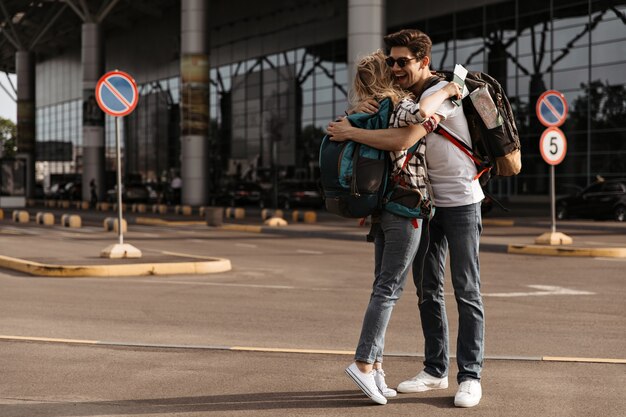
[434,125,490,180]
[350,143,361,197]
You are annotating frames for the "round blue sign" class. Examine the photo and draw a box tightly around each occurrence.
[95,70,139,117]
[536,90,568,127]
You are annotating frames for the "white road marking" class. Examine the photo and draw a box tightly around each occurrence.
[235,243,258,248]
[483,285,594,298]
[296,249,323,255]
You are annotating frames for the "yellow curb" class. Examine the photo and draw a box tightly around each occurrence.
[1,335,625,364]
[0,335,99,344]
[542,356,626,364]
[483,219,515,226]
[220,224,263,233]
[0,253,231,277]
[135,217,204,226]
[507,244,626,258]
[230,346,355,355]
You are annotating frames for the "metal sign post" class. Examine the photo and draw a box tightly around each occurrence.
[535,93,573,246]
[539,127,567,234]
[94,70,141,258]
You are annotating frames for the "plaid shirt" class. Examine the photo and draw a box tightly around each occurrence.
[388,98,431,200]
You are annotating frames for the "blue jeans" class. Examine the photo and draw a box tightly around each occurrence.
[355,211,422,364]
[412,203,484,383]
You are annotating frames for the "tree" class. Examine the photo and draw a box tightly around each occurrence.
[0,117,17,158]
[569,81,626,175]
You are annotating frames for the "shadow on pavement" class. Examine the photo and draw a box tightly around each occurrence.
[2,390,456,416]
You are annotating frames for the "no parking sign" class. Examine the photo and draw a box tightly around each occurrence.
[95,70,139,117]
[95,70,141,258]
[536,90,568,127]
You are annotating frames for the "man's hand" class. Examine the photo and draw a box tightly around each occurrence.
[326,117,353,142]
[444,82,462,100]
[351,99,379,114]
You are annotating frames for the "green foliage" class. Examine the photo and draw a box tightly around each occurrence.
[571,80,626,130]
[0,117,17,158]
[300,124,325,161]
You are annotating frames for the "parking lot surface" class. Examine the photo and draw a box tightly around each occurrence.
[0,205,624,416]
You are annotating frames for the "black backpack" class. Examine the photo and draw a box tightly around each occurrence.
[424,70,522,185]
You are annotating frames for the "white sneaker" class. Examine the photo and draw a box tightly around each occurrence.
[454,379,482,408]
[373,369,397,398]
[345,363,387,405]
[397,370,449,393]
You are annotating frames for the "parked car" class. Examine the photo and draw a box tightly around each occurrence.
[556,179,626,222]
[214,181,265,207]
[107,183,158,204]
[276,180,324,209]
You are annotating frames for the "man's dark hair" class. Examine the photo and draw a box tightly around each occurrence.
[384,29,432,62]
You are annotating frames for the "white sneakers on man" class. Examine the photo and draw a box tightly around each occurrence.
[345,363,387,405]
[454,379,482,408]
[396,370,449,393]
[373,368,397,398]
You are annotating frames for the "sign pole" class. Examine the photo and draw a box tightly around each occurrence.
[550,164,556,234]
[535,90,572,246]
[115,116,124,245]
[95,70,141,259]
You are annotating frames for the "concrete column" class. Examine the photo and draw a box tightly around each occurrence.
[16,50,36,198]
[81,22,105,202]
[347,0,386,87]
[180,0,209,206]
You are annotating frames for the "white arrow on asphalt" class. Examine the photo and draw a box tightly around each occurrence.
[483,285,595,298]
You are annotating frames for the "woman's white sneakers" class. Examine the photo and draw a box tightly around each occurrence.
[345,363,387,405]
[373,368,397,398]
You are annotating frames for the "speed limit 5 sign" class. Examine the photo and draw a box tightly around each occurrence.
[539,127,567,165]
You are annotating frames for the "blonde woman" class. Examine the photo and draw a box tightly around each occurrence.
[327,50,460,405]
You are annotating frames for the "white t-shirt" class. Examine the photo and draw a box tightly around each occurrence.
[421,81,484,207]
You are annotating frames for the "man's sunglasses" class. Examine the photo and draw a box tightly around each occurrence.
[385,57,417,68]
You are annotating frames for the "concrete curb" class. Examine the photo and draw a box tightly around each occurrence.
[135,217,205,226]
[507,244,626,258]
[0,253,232,277]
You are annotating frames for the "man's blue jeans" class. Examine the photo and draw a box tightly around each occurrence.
[355,211,422,364]
[412,202,484,383]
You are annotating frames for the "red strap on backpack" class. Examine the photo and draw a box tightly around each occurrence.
[434,126,490,180]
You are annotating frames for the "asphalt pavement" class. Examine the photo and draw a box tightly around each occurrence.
[0,201,625,416]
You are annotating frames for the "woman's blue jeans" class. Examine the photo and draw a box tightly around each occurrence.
[412,202,484,383]
[355,211,422,364]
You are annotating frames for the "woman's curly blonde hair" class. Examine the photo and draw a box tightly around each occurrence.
[349,49,413,108]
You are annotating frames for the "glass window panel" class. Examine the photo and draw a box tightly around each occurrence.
[315,103,334,121]
[588,40,626,67]
[302,105,313,121]
[315,68,333,88]
[335,67,347,86]
[592,62,626,85]
[315,87,333,104]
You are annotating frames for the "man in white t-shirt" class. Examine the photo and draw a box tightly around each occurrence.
[326,29,484,408]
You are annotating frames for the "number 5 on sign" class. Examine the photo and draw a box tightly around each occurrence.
[540,127,567,165]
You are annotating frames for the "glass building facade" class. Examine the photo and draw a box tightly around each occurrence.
[32,0,625,197]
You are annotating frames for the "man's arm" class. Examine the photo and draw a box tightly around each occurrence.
[326,116,441,151]
[418,82,461,119]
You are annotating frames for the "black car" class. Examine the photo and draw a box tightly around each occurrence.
[277,180,324,209]
[556,179,626,222]
[215,181,265,207]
